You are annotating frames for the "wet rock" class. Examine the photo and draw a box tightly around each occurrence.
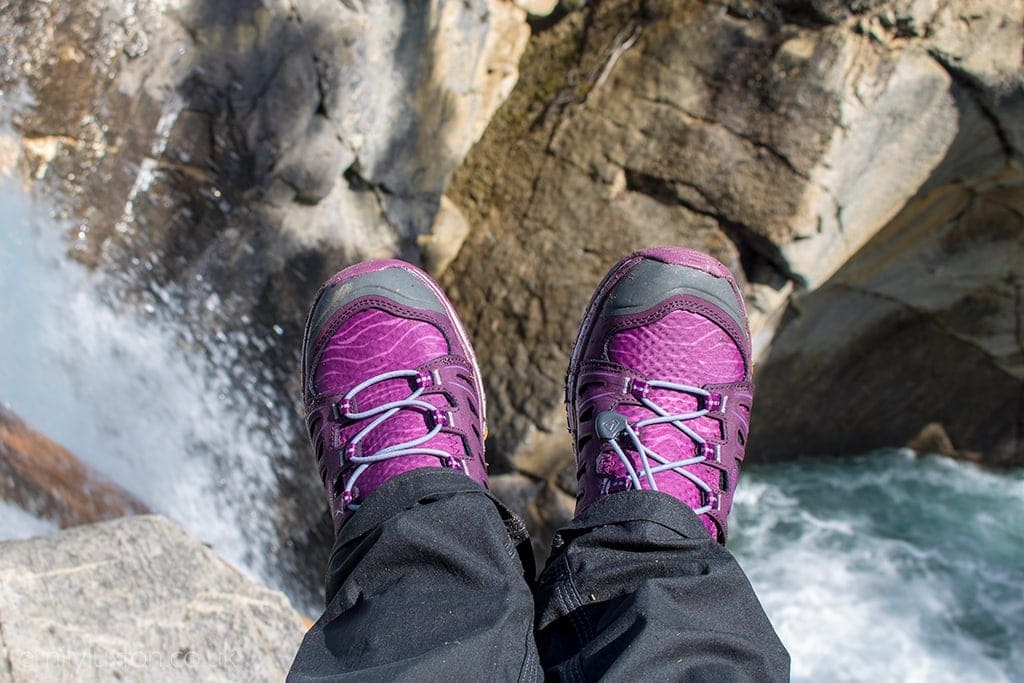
[0,514,306,681]
[0,405,149,529]
[905,422,986,463]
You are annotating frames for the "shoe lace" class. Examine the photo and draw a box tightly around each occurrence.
[595,377,723,515]
[333,369,465,510]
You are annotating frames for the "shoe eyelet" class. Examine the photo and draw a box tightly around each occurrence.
[700,442,720,462]
[629,378,650,399]
[344,443,359,460]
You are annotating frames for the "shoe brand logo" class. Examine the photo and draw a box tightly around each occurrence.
[595,410,628,439]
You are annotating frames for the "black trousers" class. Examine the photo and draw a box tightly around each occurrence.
[288,469,789,681]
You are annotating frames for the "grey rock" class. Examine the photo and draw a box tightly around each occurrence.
[752,183,1023,464]
[0,514,306,682]
[273,115,354,206]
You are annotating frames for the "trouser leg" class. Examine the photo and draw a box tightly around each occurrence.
[534,490,789,682]
[288,468,542,682]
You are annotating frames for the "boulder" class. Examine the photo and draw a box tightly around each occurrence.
[0,514,306,682]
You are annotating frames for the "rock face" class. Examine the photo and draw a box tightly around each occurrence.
[0,405,149,530]
[443,0,1023,507]
[3,0,529,269]
[752,182,1023,464]
[0,515,306,682]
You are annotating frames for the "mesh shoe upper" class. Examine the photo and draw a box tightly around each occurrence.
[302,260,487,533]
[567,247,754,542]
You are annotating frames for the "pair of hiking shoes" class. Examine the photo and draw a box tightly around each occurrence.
[301,247,753,543]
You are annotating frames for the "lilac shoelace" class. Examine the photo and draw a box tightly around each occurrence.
[595,377,724,515]
[334,369,465,510]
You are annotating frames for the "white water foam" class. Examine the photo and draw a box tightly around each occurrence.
[0,499,58,541]
[0,178,282,586]
[731,450,1024,682]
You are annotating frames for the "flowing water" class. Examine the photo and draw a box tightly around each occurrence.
[731,452,1024,682]
[1,177,1021,681]
[0,176,286,588]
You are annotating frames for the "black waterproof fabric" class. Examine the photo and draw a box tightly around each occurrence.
[287,468,789,682]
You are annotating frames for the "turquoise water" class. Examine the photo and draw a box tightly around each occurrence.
[731,451,1024,682]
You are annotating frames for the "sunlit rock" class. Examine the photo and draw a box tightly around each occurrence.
[0,514,306,681]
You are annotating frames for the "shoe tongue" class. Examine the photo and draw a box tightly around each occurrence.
[607,309,745,388]
[313,309,452,396]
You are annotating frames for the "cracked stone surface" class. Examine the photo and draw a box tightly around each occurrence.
[0,515,306,682]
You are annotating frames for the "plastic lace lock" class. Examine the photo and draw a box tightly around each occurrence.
[595,410,629,440]
[704,393,724,412]
[331,399,352,421]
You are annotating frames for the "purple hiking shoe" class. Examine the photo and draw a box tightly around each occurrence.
[301,259,488,533]
[566,247,754,542]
